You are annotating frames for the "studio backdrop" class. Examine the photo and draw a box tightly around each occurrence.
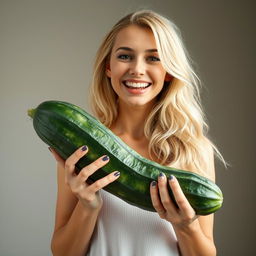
[0,0,255,255]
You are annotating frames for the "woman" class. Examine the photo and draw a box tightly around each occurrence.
[50,10,225,256]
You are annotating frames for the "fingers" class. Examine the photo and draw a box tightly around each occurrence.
[168,175,196,221]
[86,171,120,194]
[150,173,196,224]
[76,155,110,184]
[150,180,166,218]
[64,145,89,180]
[168,175,192,213]
[50,145,121,210]
[156,173,178,215]
[63,145,120,192]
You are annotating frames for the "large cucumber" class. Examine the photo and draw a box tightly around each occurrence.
[28,100,223,215]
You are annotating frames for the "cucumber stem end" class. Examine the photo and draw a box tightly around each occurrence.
[27,108,36,119]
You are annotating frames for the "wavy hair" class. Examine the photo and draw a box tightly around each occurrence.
[89,10,226,176]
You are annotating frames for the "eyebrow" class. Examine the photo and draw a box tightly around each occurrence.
[115,47,158,53]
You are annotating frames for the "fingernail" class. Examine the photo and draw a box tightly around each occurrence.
[169,175,174,180]
[81,145,87,151]
[159,172,165,178]
[102,155,109,161]
[151,180,157,187]
[48,147,52,152]
[114,171,120,177]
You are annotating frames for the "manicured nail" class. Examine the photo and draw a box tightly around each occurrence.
[48,147,52,152]
[102,155,109,161]
[151,180,157,187]
[159,172,165,178]
[169,175,174,180]
[81,145,87,151]
[114,171,120,177]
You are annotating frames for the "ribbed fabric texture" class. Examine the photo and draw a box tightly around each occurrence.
[87,190,179,256]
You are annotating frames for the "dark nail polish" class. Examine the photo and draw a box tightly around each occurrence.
[169,175,174,180]
[151,180,157,187]
[81,145,87,151]
[102,155,109,161]
[114,171,120,177]
[159,172,164,177]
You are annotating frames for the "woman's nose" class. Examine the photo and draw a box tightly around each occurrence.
[129,58,146,76]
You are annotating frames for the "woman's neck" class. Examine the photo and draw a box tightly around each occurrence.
[110,101,153,140]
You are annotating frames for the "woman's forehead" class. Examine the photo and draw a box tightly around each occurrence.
[112,25,157,51]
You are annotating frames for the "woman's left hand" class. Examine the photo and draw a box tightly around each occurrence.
[150,173,198,230]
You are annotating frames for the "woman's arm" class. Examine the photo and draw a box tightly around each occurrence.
[150,144,217,256]
[50,146,120,256]
[174,215,216,256]
[167,176,216,256]
[50,164,100,256]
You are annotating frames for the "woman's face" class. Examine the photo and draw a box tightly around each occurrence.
[106,25,170,109]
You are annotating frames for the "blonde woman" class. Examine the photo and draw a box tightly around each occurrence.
[50,10,224,256]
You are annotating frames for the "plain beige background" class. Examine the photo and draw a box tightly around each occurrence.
[1,0,255,255]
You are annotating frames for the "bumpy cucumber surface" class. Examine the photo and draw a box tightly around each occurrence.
[28,100,223,215]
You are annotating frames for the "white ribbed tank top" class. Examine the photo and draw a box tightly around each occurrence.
[87,190,179,256]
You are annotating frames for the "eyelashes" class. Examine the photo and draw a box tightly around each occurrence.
[117,54,131,60]
[117,54,160,62]
[147,56,160,62]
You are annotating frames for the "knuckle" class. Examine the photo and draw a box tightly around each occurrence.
[157,180,164,187]
[93,161,102,169]
[152,202,161,209]
[86,195,95,203]
[64,161,72,171]
[155,208,166,218]
[79,169,88,179]
[71,186,80,196]
[82,197,92,204]
[79,191,90,201]
[176,198,183,205]
[151,194,158,204]
[183,215,192,223]
[177,199,186,208]
[187,213,196,221]
[162,198,171,205]
[94,179,103,190]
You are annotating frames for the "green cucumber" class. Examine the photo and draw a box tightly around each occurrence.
[28,100,223,215]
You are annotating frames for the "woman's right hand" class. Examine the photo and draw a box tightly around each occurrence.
[50,145,120,211]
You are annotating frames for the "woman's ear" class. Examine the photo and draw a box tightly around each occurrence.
[164,73,173,82]
[106,63,111,78]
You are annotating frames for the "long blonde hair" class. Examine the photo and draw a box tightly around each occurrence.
[89,10,226,176]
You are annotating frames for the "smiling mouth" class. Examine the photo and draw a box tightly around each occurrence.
[122,81,152,89]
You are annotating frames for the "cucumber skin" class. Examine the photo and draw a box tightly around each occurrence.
[29,100,223,215]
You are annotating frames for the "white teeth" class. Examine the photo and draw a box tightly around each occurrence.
[124,81,151,88]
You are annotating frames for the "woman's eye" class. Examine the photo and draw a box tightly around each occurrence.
[117,54,132,60]
[147,56,160,62]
